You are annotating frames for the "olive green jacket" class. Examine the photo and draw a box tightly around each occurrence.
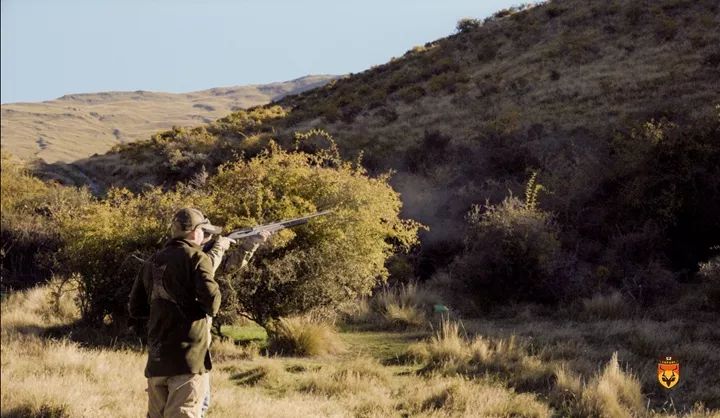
[129,238,221,377]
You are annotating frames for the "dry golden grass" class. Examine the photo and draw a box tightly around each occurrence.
[408,319,720,417]
[407,319,555,393]
[400,376,552,418]
[1,285,553,417]
[3,285,718,417]
[267,316,346,357]
[1,285,147,417]
[580,352,645,418]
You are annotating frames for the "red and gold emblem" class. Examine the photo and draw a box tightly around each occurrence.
[657,356,680,389]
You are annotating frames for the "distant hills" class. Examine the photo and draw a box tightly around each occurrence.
[0,75,336,162]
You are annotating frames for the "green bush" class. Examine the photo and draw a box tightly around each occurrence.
[1,153,91,290]
[452,179,564,307]
[206,141,422,326]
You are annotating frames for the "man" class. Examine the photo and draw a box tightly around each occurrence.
[129,208,269,418]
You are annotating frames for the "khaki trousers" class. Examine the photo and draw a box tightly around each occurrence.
[147,373,209,418]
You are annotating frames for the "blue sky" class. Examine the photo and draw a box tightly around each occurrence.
[1,0,525,103]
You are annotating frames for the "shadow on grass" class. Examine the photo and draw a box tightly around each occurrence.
[229,367,268,386]
[1,404,70,418]
[10,320,145,351]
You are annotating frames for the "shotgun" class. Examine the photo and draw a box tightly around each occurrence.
[202,209,332,251]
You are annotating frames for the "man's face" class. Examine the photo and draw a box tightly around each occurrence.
[192,227,205,245]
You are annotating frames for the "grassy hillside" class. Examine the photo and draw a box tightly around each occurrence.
[0,75,335,163]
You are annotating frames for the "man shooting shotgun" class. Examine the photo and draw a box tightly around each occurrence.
[129,207,330,417]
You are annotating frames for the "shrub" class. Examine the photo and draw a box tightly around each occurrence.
[654,14,679,40]
[427,71,468,93]
[456,18,481,33]
[545,4,565,18]
[493,8,515,19]
[608,114,720,272]
[207,141,422,326]
[55,135,421,327]
[396,85,426,103]
[452,180,564,307]
[698,255,720,311]
[580,292,632,320]
[0,153,91,290]
[210,105,287,136]
[267,317,344,356]
[372,107,398,123]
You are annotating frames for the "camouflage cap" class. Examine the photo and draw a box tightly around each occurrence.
[171,208,222,238]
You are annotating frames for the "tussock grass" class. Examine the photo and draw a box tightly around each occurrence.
[579,352,644,418]
[373,283,429,328]
[3,337,148,417]
[405,320,718,417]
[227,359,291,391]
[267,317,345,356]
[2,285,555,417]
[344,283,440,330]
[407,319,555,391]
[1,278,79,337]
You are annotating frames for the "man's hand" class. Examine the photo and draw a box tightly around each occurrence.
[247,230,272,246]
[216,236,236,251]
